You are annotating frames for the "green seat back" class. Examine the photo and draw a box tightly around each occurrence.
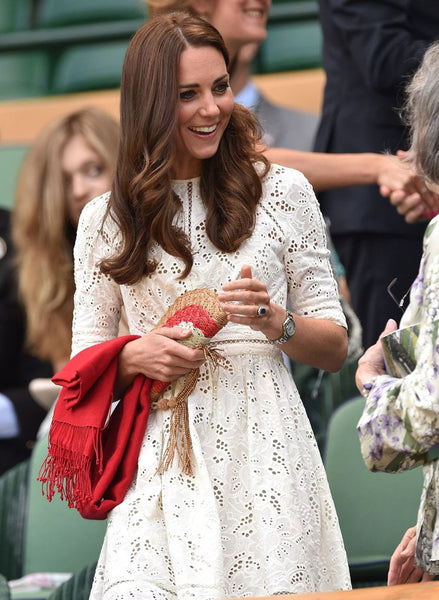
[259,19,322,72]
[51,41,128,94]
[0,0,32,33]
[0,461,29,580]
[0,146,28,211]
[0,52,51,100]
[324,397,423,585]
[0,573,11,600]
[47,562,97,600]
[35,0,146,28]
[22,436,106,576]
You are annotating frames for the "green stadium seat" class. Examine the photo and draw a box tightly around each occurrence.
[258,19,322,72]
[0,574,10,600]
[47,563,97,600]
[253,0,321,73]
[0,460,29,581]
[0,146,28,211]
[0,52,51,100]
[35,0,147,28]
[0,0,33,34]
[324,397,423,587]
[22,435,106,577]
[50,41,128,94]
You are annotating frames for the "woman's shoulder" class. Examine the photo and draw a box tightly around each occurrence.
[260,163,316,211]
[77,191,115,235]
[80,191,111,222]
[263,162,313,193]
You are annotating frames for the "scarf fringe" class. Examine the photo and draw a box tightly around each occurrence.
[37,420,103,511]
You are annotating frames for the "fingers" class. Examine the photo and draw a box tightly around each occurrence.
[220,265,269,313]
[388,526,418,586]
[127,330,206,382]
[379,318,398,339]
[240,264,252,279]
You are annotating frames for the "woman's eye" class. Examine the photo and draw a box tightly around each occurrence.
[88,165,104,177]
[180,90,195,101]
[215,82,229,94]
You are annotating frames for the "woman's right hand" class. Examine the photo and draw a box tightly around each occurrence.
[116,327,206,394]
[388,526,434,585]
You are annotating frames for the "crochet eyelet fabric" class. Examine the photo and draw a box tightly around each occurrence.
[72,164,351,599]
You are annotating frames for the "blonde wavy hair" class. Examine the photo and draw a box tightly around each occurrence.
[12,107,119,368]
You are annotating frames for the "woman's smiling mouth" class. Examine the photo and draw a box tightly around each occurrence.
[189,124,219,135]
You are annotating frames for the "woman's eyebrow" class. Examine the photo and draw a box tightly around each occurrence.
[179,73,229,89]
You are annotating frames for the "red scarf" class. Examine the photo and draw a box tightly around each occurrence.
[38,289,228,519]
[38,335,150,520]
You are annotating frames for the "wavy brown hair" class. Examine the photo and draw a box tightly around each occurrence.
[12,107,119,368]
[100,12,269,285]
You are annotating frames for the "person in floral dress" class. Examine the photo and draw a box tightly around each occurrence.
[355,40,439,584]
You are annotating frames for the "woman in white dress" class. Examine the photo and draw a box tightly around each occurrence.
[72,12,351,599]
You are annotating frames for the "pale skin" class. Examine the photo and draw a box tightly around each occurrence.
[116,44,347,396]
[380,150,439,224]
[387,526,434,585]
[355,318,398,393]
[61,133,112,227]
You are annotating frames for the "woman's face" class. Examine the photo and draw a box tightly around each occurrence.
[61,133,112,226]
[173,45,234,179]
[192,0,271,59]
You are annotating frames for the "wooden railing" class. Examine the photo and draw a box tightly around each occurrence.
[0,68,325,145]
[224,580,439,600]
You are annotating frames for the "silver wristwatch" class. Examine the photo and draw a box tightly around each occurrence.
[273,310,296,344]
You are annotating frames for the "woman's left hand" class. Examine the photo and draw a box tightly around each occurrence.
[355,318,398,393]
[218,264,284,340]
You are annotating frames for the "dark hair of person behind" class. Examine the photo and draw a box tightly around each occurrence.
[99,12,269,285]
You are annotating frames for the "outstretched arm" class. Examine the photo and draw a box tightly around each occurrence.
[263,146,425,198]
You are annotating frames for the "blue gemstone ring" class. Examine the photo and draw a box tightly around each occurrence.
[256,306,267,317]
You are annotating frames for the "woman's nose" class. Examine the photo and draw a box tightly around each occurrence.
[199,94,220,117]
[72,174,87,198]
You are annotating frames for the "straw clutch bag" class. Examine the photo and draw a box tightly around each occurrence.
[151,288,228,475]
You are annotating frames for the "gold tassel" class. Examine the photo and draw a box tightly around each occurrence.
[156,368,199,476]
[155,345,225,476]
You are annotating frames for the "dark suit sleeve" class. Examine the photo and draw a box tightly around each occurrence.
[328,0,430,90]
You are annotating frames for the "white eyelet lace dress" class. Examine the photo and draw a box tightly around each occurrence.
[72,164,351,599]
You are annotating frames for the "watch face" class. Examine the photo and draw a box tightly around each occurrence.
[285,317,296,336]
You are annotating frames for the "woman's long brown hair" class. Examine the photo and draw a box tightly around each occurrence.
[99,12,269,284]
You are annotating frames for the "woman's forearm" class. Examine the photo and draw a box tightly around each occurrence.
[278,313,348,373]
[263,148,415,194]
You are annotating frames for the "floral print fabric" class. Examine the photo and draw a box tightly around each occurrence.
[357,216,439,574]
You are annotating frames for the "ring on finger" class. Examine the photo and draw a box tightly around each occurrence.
[421,185,428,194]
[256,306,267,317]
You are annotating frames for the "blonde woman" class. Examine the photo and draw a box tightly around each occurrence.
[0,108,119,466]
[13,107,119,372]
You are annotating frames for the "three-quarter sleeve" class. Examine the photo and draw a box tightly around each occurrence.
[71,193,123,356]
